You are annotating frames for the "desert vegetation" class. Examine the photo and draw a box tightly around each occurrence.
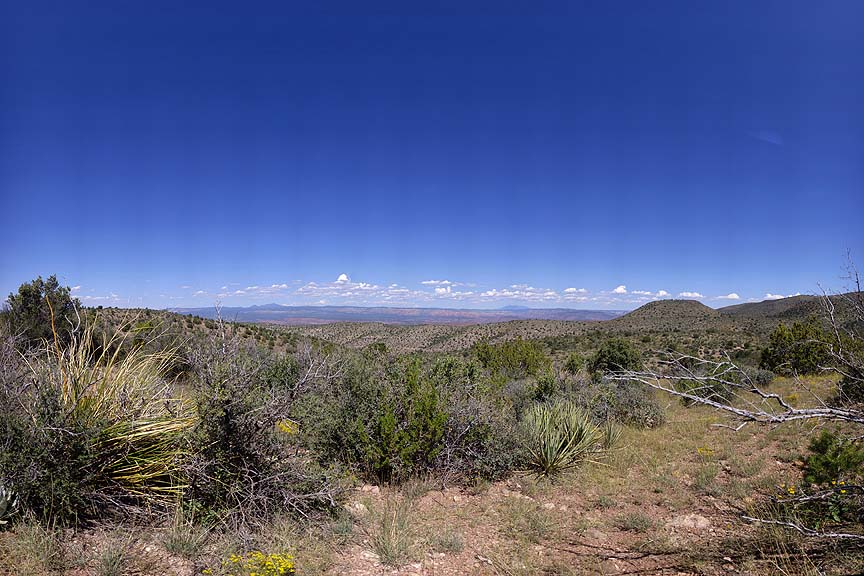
[1,274,862,575]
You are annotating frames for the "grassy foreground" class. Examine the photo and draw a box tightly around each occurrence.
[2,376,860,575]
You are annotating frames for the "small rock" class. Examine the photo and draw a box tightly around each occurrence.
[453,494,463,503]
[360,484,380,494]
[585,528,607,540]
[345,501,369,517]
[542,502,556,510]
[361,550,379,561]
[666,513,711,531]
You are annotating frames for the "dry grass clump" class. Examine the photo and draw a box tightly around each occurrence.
[364,495,417,567]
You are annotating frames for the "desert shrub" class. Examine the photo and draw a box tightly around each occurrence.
[588,338,642,377]
[3,274,81,350]
[743,366,775,388]
[0,323,191,525]
[532,369,559,402]
[473,338,551,380]
[760,320,830,376]
[674,377,734,405]
[673,363,736,406]
[771,408,864,536]
[563,352,584,375]
[569,379,665,428]
[429,357,526,481]
[522,400,611,478]
[803,430,864,486]
[332,357,448,483]
[0,385,100,524]
[184,336,341,525]
[299,354,525,483]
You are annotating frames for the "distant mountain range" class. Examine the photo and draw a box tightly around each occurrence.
[167,304,625,325]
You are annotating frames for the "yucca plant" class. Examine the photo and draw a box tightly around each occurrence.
[9,314,195,521]
[522,401,607,478]
[0,483,18,527]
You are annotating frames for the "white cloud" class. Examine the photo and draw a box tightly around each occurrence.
[632,290,652,296]
[612,285,627,294]
[564,287,587,294]
[717,293,740,300]
[434,286,451,295]
[656,290,670,297]
[678,291,704,298]
[79,293,121,303]
[270,283,289,289]
[71,285,81,292]
[421,279,452,286]
[336,273,349,283]
[193,290,207,296]
[764,293,785,300]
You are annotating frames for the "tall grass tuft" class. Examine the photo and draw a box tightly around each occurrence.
[366,496,415,567]
[522,401,609,478]
[2,316,194,523]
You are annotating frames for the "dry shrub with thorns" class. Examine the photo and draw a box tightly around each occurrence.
[182,317,345,529]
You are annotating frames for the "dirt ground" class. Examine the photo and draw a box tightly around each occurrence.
[3,379,862,575]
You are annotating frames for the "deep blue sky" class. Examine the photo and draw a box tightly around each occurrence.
[2,1,862,310]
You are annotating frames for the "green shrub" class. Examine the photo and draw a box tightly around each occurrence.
[4,274,81,350]
[563,352,584,375]
[673,371,735,406]
[473,338,551,380]
[588,338,642,377]
[299,354,524,483]
[760,320,830,376]
[532,370,559,402]
[803,430,864,486]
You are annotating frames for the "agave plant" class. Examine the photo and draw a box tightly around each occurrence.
[523,401,610,478]
[0,483,18,526]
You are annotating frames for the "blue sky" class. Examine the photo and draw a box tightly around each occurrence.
[1,1,862,310]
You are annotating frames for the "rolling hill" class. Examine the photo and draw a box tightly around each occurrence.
[167,304,624,325]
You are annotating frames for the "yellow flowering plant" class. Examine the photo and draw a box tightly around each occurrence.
[203,550,296,576]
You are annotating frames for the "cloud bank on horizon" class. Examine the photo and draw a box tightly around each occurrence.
[67,273,809,310]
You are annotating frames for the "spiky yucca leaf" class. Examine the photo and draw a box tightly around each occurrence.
[0,484,18,526]
[523,401,604,478]
[27,316,195,513]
